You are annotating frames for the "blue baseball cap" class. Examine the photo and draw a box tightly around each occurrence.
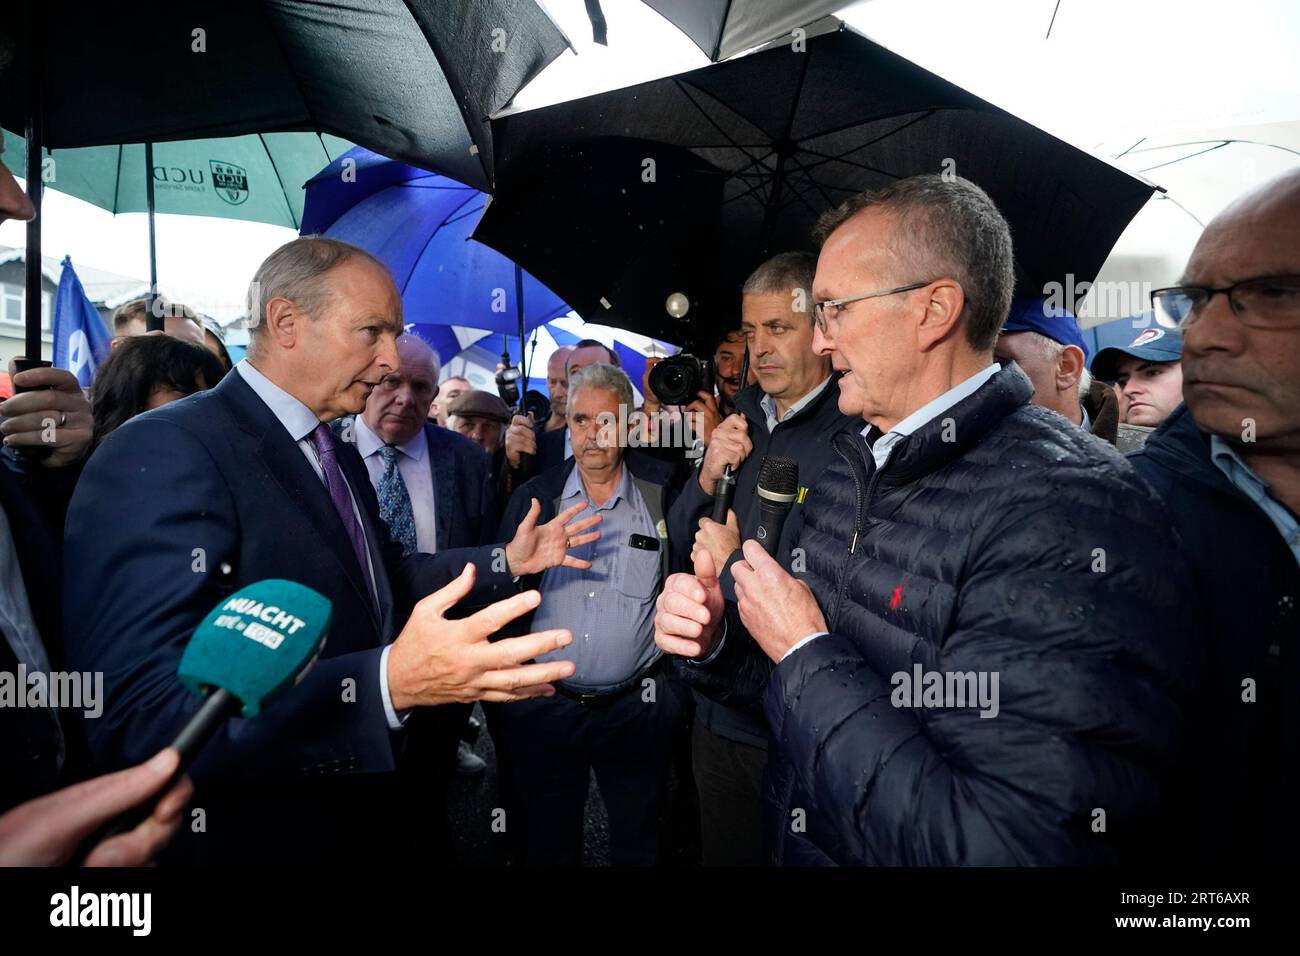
[1000,295,1089,360]
[1090,321,1183,382]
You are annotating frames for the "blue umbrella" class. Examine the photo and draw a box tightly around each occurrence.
[301,147,571,349]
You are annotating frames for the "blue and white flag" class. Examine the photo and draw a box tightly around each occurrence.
[53,256,112,387]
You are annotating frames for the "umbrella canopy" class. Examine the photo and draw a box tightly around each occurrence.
[1,129,353,229]
[2,0,569,192]
[636,1,844,60]
[475,22,1156,343]
[1079,123,1300,325]
[437,314,678,406]
[303,146,572,338]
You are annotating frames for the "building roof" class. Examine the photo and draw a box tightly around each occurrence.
[0,244,216,314]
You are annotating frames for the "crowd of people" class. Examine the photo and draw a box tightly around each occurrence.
[0,139,1296,867]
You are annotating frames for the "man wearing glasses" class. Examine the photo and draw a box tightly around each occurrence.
[1129,168,1300,865]
[655,174,1198,865]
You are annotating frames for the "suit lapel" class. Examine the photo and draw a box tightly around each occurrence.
[425,424,457,553]
[218,374,377,633]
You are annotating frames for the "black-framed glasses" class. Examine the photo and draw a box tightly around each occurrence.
[812,281,930,334]
[1151,275,1300,330]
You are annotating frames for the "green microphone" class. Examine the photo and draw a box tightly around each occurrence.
[84,579,332,853]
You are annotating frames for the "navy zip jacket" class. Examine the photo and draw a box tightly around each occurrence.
[1129,404,1299,864]
[741,363,1199,865]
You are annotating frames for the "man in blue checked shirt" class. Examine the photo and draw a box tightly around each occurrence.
[493,362,688,866]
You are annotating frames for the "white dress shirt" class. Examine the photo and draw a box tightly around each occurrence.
[235,360,405,729]
[354,416,438,554]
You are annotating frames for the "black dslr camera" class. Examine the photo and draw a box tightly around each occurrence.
[649,354,714,406]
[496,358,551,422]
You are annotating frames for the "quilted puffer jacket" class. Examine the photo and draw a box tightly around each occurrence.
[760,363,1201,865]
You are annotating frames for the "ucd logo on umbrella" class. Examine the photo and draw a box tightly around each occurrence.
[209,160,249,206]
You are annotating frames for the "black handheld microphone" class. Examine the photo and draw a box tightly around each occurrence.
[710,346,750,523]
[753,455,799,559]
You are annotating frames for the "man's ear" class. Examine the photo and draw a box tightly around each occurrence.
[263,296,299,350]
[915,279,966,351]
[1056,344,1086,392]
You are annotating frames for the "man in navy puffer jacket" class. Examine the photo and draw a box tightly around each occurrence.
[655,174,1201,865]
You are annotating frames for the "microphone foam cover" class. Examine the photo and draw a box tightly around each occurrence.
[179,579,332,716]
[758,455,800,497]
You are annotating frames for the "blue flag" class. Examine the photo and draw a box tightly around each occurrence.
[53,256,112,387]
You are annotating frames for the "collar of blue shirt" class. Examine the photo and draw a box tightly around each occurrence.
[561,458,632,512]
[235,358,321,442]
[1210,434,1300,564]
[759,375,833,433]
[862,363,1002,470]
[354,414,427,463]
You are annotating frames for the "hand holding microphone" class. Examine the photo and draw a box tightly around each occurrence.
[699,413,751,497]
[732,455,826,662]
[76,578,334,860]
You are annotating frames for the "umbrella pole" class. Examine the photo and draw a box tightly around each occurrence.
[22,88,43,363]
[514,263,527,386]
[144,141,162,331]
[20,0,48,370]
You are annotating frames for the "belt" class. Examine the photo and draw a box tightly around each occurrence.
[554,657,665,709]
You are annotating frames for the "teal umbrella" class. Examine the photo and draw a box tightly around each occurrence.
[2,128,353,228]
[1,129,354,324]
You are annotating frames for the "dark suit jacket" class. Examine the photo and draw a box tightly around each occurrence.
[0,461,67,813]
[62,370,515,863]
[336,420,498,554]
[336,418,500,854]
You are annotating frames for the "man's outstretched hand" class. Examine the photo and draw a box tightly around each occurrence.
[505,498,602,576]
[388,562,577,710]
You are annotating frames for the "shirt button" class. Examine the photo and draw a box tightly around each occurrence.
[588,591,595,599]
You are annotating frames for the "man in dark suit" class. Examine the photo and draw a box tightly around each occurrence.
[339,332,497,846]
[63,237,602,864]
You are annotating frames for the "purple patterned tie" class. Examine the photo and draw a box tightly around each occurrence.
[309,423,377,608]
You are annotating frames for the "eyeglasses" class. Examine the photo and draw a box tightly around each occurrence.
[812,281,930,334]
[1151,275,1300,331]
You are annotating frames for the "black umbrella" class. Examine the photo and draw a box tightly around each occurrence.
[634,0,844,60]
[2,0,568,353]
[474,23,1157,344]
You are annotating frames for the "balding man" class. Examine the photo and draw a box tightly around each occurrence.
[64,237,602,864]
[1130,168,1300,864]
[544,345,575,433]
[431,375,471,426]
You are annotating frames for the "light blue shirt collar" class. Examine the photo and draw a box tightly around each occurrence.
[354,414,427,462]
[561,459,630,512]
[235,359,321,441]
[863,363,1002,470]
[759,375,832,433]
[1210,435,1300,566]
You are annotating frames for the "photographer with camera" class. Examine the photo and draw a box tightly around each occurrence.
[664,251,858,866]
